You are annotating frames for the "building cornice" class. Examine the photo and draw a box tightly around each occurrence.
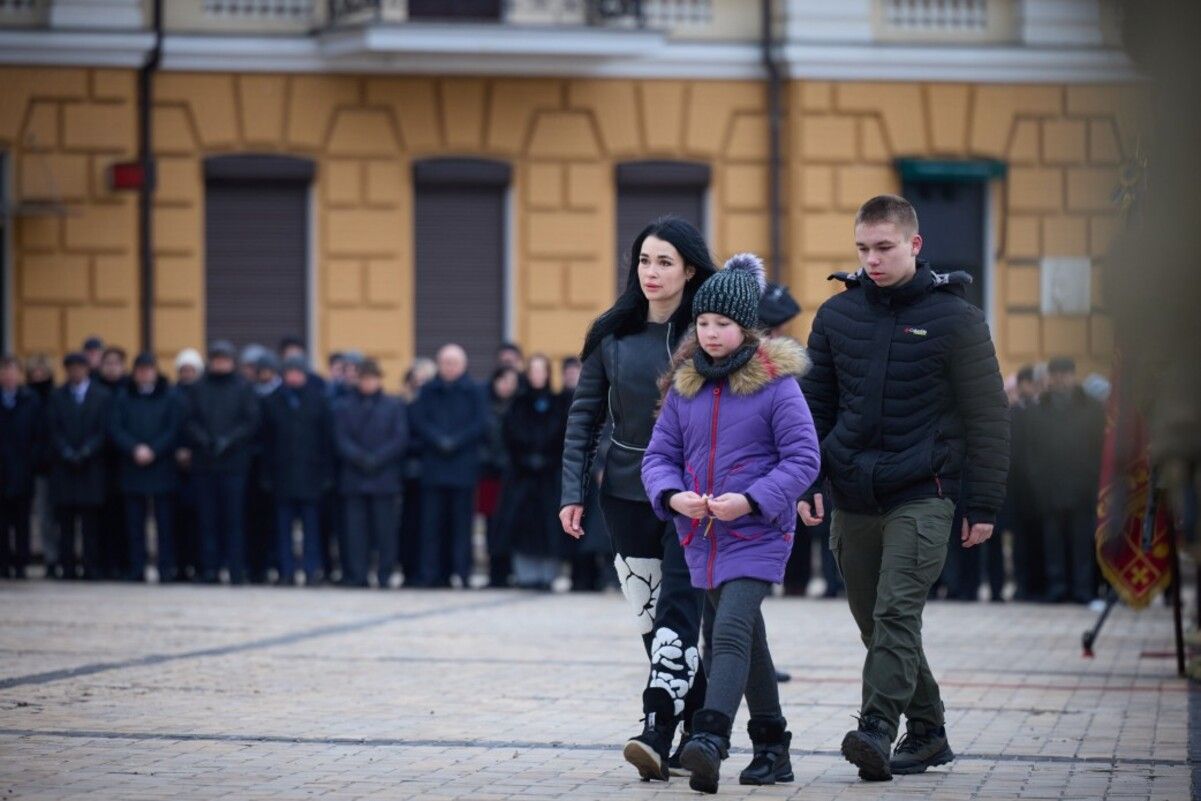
[0,29,155,68]
[0,27,1143,84]
[780,42,1141,84]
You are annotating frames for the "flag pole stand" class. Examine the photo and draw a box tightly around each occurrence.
[1169,527,1186,678]
[1082,587,1119,658]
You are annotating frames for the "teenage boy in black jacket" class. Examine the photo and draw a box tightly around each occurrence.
[800,195,1009,781]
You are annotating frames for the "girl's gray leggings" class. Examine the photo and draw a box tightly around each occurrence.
[703,578,781,722]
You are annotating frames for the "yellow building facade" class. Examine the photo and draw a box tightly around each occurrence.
[0,1,1144,380]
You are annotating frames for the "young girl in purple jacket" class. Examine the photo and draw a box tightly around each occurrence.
[642,253,821,794]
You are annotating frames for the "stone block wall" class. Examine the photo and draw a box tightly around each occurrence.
[2,66,1142,379]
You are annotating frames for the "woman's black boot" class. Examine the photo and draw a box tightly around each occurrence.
[739,716,794,785]
[623,688,675,781]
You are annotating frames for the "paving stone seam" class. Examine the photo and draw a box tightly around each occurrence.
[236,652,1185,682]
[0,729,1191,768]
[0,594,539,691]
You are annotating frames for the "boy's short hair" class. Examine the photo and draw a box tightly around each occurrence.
[1016,365,1035,384]
[855,194,919,236]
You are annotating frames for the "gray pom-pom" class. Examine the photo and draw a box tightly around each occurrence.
[723,252,766,292]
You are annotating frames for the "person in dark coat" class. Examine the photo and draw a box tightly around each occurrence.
[0,355,43,578]
[501,355,566,590]
[799,195,1009,779]
[397,357,436,585]
[245,352,282,583]
[171,348,205,581]
[1028,356,1105,604]
[110,353,181,582]
[184,340,261,584]
[47,352,112,579]
[23,354,56,575]
[95,346,130,580]
[333,359,408,588]
[262,356,334,585]
[1006,366,1045,600]
[409,344,489,588]
[481,366,520,587]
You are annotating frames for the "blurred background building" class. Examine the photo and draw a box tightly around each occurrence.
[0,0,1142,378]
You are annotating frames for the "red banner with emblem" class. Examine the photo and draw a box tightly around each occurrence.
[1094,393,1173,610]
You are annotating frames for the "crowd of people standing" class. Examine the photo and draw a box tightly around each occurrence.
[0,334,613,590]
[0,342,1107,603]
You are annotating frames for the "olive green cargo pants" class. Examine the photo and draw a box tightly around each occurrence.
[830,497,954,740]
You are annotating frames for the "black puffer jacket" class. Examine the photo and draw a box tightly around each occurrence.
[561,320,678,507]
[802,262,1009,524]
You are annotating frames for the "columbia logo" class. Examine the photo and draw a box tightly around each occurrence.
[904,327,928,337]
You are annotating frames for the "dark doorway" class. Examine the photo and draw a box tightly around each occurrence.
[899,159,1004,313]
[204,155,313,350]
[616,161,709,296]
[413,158,510,380]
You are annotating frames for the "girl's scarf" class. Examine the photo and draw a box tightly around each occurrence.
[691,342,757,383]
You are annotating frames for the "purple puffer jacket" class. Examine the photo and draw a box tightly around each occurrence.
[642,336,821,589]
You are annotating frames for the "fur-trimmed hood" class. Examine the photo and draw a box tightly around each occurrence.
[669,335,811,399]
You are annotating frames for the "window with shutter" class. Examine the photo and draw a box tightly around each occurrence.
[413,158,511,379]
[204,155,314,351]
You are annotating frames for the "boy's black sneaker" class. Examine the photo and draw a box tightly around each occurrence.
[841,714,893,782]
[890,720,955,775]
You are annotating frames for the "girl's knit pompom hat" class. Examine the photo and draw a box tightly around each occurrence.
[691,252,767,329]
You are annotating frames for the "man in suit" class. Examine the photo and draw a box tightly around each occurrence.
[46,352,112,579]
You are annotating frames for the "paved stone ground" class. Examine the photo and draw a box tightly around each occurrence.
[0,581,1194,800]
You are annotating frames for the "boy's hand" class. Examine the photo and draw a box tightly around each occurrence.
[798,493,824,526]
[670,491,709,519]
[708,493,751,521]
[961,519,994,548]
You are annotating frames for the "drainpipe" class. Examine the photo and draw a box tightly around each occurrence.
[138,0,163,352]
[761,0,783,284]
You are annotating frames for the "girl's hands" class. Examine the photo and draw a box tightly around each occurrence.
[708,493,751,521]
[669,491,710,519]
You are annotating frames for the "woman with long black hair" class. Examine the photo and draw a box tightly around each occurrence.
[560,215,717,782]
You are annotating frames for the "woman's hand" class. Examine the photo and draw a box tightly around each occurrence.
[559,504,585,539]
[669,491,709,519]
[708,493,751,521]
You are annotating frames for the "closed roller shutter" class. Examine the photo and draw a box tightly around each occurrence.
[413,158,510,379]
[616,161,709,295]
[204,155,313,350]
